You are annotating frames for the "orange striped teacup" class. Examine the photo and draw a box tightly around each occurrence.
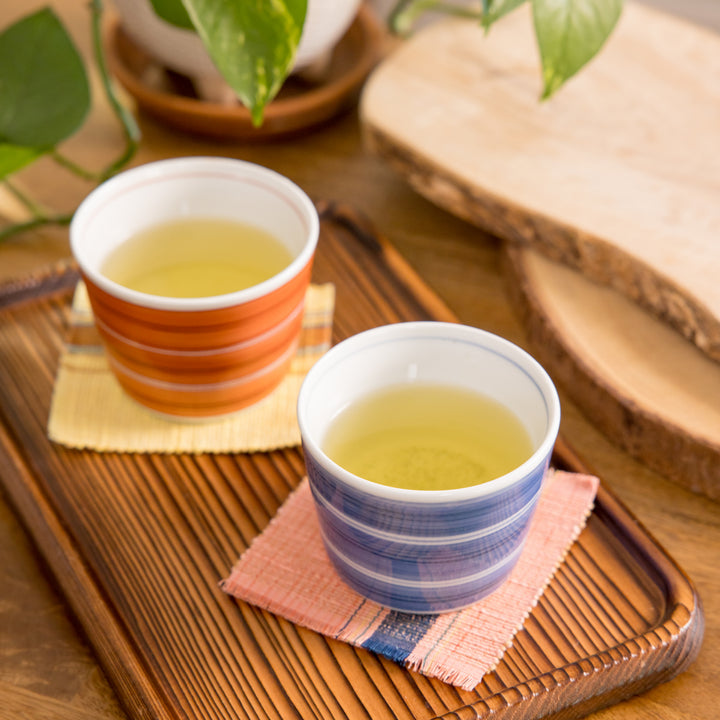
[70,157,319,419]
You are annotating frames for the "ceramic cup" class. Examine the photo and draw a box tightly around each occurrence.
[70,157,319,419]
[297,322,561,614]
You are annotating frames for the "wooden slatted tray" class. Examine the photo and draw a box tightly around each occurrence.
[0,206,703,720]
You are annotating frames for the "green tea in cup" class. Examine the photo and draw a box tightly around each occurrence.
[101,217,293,298]
[322,382,533,491]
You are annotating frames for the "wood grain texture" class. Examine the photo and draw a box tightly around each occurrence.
[503,247,720,501]
[0,210,703,720]
[360,1,720,360]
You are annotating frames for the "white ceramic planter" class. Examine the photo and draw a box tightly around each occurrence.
[113,0,362,100]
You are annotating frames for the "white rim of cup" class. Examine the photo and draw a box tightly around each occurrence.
[69,157,320,312]
[297,321,561,504]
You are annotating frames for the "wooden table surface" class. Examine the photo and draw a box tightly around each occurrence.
[1,2,718,719]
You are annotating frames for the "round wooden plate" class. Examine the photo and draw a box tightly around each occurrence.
[505,245,720,501]
[106,5,384,140]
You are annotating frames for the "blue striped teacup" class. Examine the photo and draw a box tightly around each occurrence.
[297,322,561,614]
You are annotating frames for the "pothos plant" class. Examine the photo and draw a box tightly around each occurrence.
[389,0,624,99]
[0,0,622,242]
[0,0,305,241]
[148,0,623,120]
[0,0,140,242]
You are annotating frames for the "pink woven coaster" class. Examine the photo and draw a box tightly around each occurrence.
[221,469,599,690]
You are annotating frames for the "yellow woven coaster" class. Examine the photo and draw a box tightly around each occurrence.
[47,282,335,453]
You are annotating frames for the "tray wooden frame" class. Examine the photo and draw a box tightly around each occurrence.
[0,207,704,720]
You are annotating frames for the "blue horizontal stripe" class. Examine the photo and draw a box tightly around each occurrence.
[306,448,548,536]
[311,482,542,545]
[330,548,514,613]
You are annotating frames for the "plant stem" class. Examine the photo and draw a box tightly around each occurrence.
[0,213,74,243]
[389,0,482,36]
[0,180,73,240]
[51,0,141,183]
[50,149,103,182]
[50,1,140,183]
[3,179,47,219]
[90,0,140,181]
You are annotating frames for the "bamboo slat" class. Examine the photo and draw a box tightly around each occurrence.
[0,208,703,720]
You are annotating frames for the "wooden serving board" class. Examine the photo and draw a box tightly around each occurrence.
[360,2,720,498]
[360,1,720,359]
[0,207,704,720]
[504,247,720,501]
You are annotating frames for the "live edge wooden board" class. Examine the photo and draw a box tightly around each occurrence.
[359,2,720,500]
[0,208,704,720]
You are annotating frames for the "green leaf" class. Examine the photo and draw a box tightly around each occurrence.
[180,0,307,126]
[482,0,528,30]
[149,0,194,30]
[0,8,90,147]
[532,0,623,98]
[0,144,45,181]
